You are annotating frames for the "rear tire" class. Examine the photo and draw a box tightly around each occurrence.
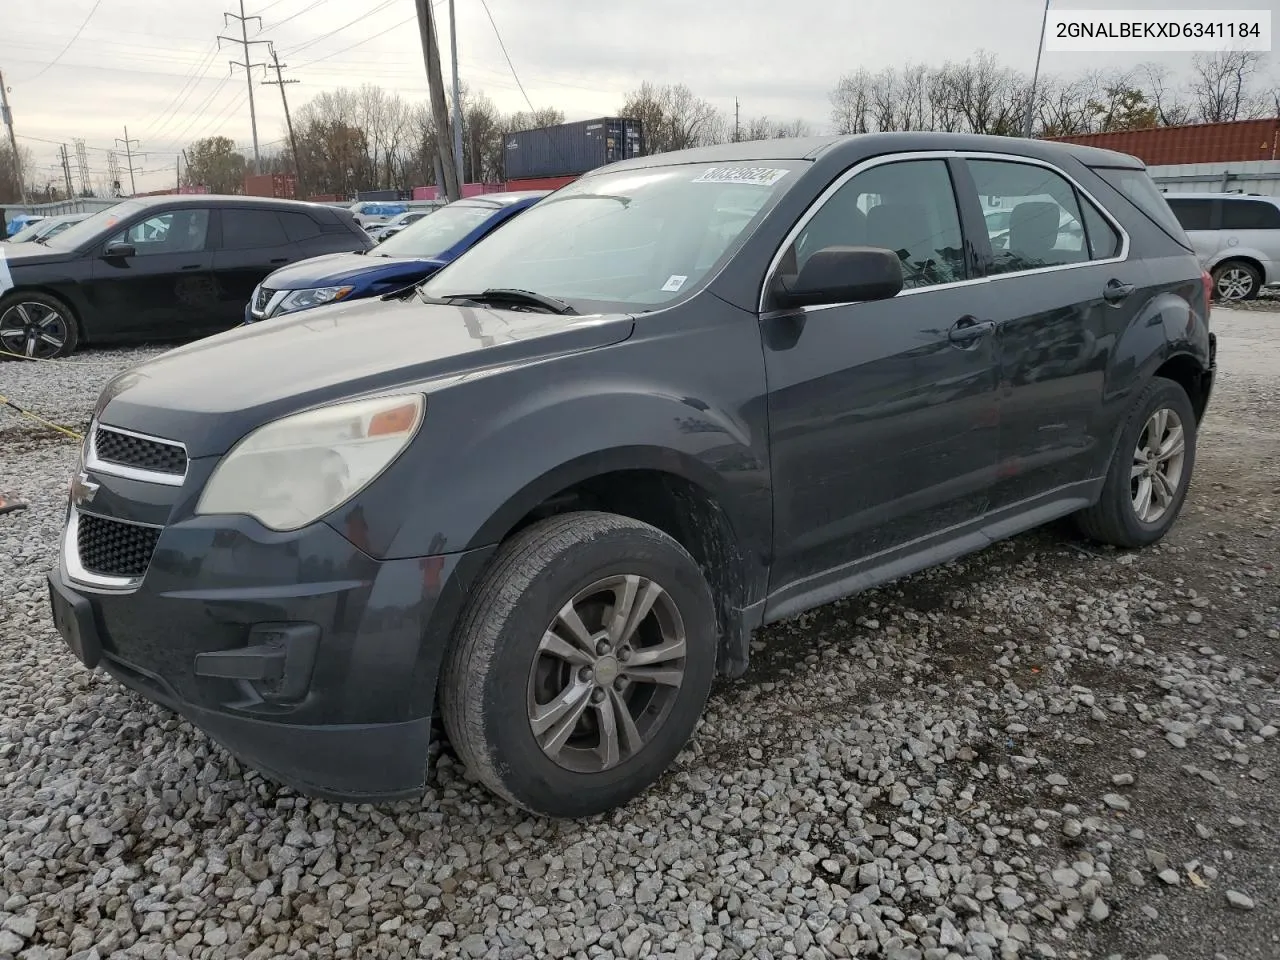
[1075,377,1197,548]
[440,511,718,818]
[0,291,80,359]
[1212,260,1261,302]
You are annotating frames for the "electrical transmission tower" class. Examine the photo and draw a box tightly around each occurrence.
[73,138,91,196]
[218,1,271,170]
[106,151,122,197]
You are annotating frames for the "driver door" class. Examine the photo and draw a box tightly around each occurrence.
[85,208,219,341]
[761,156,1001,607]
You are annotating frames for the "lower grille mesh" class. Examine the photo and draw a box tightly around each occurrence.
[77,514,161,578]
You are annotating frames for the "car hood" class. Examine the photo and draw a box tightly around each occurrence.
[265,251,448,290]
[0,242,77,267]
[93,295,635,458]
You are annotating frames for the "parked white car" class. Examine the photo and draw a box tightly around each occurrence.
[1164,192,1280,301]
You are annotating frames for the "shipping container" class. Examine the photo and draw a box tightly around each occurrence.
[1046,119,1280,166]
[242,173,297,199]
[412,182,506,201]
[504,175,579,192]
[356,187,409,202]
[504,117,643,180]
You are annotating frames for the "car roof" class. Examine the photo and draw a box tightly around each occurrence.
[126,194,343,212]
[585,132,1146,175]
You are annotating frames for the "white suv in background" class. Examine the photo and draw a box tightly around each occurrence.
[1164,192,1280,301]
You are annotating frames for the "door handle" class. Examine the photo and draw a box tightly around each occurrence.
[1103,279,1136,304]
[948,315,995,345]
[269,257,289,264]
[180,264,202,271]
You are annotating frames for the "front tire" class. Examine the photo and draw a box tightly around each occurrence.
[440,511,718,818]
[1212,260,1261,302]
[0,291,80,359]
[1075,377,1197,548]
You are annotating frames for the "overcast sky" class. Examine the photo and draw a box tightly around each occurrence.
[4,0,1277,194]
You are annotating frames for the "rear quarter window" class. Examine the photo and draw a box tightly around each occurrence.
[1221,198,1280,231]
[1093,167,1193,250]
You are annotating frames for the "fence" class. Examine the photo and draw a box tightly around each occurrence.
[1148,160,1280,197]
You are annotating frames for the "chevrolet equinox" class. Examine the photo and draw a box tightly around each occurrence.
[49,133,1216,818]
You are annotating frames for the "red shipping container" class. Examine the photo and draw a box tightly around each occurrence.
[243,173,298,198]
[504,175,579,192]
[1046,119,1280,166]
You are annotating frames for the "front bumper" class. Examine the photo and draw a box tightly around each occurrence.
[49,512,494,802]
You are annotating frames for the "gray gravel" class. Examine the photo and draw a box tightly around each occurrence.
[1,312,1278,960]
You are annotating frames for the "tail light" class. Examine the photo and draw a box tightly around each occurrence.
[1202,270,1213,315]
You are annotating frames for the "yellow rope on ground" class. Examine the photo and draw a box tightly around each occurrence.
[0,394,84,441]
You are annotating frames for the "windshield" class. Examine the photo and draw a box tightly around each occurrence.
[421,161,805,312]
[44,201,136,249]
[8,221,49,243]
[374,202,504,258]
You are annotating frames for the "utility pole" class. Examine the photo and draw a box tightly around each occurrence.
[263,46,302,197]
[115,126,140,196]
[58,144,74,198]
[219,1,270,170]
[448,0,464,190]
[415,0,460,202]
[1022,0,1051,139]
[734,98,740,142]
[0,69,29,204]
[176,151,181,192]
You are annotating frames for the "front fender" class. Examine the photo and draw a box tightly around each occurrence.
[326,305,773,598]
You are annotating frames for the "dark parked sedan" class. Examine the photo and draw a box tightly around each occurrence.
[0,195,371,358]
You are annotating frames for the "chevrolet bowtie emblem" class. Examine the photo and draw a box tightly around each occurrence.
[70,472,100,508]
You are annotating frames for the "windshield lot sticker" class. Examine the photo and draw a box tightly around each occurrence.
[0,249,11,296]
[691,167,789,186]
[662,275,688,292]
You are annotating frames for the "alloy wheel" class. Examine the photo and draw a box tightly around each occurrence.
[1215,267,1255,301]
[1131,407,1186,524]
[0,301,70,359]
[527,573,686,773]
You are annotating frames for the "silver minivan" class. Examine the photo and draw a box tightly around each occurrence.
[1164,192,1280,301]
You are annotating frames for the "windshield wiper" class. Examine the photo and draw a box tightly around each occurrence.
[425,288,577,315]
[539,193,631,208]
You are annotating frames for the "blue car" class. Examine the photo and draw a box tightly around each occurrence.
[244,191,550,323]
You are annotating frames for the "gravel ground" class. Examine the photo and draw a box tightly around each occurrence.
[1,309,1277,960]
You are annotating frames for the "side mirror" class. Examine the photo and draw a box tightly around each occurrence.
[774,245,904,309]
[103,240,136,258]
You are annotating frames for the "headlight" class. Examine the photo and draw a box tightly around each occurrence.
[195,394,424,531]
[274,285,355,317]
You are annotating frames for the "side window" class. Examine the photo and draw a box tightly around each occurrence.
[111,209,210,255]
[279,212,322,242]
[1166,198,1215,232]
[1221,199,1280,231]
[788,159,965,290]
[969,159,1099,274]
[1081,198,1122,259]
[221,210,289,250]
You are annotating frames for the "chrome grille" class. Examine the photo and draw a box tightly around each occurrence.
[94,427,187,476]
[76,514,161,579]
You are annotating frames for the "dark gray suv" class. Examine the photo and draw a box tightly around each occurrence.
[48,133,1215,818]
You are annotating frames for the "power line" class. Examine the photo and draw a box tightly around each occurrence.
[263,0,331,32]
[262,47,302,195]
[18,0,103,83]
[287,0,399,56]
[476,0,536,115]
[137,42,221,141]
[292,14,417,68]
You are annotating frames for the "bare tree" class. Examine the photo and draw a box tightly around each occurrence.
[945,51,1026,136]
[830,68,873,134]
[739,115,814,141]
[1139,63,1194,126]
[1189,50,1269,122]
[620,82,721,154]
[0,143,36,204]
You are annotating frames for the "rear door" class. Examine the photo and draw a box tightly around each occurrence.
[211,208,298,327]
[1218,197,1280,292]
[85,207,220,340]
[962,156,1141,510]
[1164,196,1222,269]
